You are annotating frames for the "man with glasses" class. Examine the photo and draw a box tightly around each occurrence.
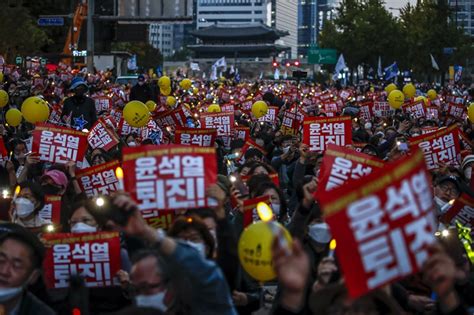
[433,176,462,214]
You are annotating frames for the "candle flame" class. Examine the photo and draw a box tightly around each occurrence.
[115,167,124,180]
[257,202,273,222]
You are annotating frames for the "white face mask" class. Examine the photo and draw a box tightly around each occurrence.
[135,290,167,312]
[184,240,206,258]
[71,222,97,234]
[464,167,472,180]
[271,203,281,216]
[0,287,23,303]
[308,223,331,244]
[364,122,372,129]
[282,146,290,154]
[434,196,447,208]
[14,198,35,218]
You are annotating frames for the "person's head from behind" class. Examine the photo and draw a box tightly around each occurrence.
[0,223,44,303]
[167,215,215,259]
[13,182,45,222]
[130,250,172,312]
[68,199,106,233]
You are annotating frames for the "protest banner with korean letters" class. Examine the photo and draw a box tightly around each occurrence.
[409,125,461,170]
[322,102,338,117]
[32,123,88,164]
[143,210,176,230]
[221,104,235,113]
[319,150,437,298]
[88,118,120,151]
[93,96,112,113]
[43,232,121,289]
[258,106,279,123]
[303,116,352,152]
[448,103,465,120]
[426,106,439,120]
[123,145,218,219]
[441,193,474,228]
[234,126,250,141]
[317,144,384,196]
[358,102,373,121]
[280,110,301,135]
[76,160,120,198]
[200,112,234,136]
[175,127,217,147]
[117,118,142,137]
[0,137,8,162]
[38,195,62,225]
[372,101,394,118]
[402,100,426,119]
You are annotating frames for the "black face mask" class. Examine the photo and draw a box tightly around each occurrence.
[42,184,61,195]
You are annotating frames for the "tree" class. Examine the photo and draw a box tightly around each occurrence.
[319,0,402,72]
[0,3,50,62]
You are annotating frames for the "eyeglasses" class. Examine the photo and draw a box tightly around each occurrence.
[438,183,459,195]
[129,282,165,296]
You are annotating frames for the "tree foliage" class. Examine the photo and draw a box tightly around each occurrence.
[0,3,50,62]
[112,42,163,69]
[319,0,473,77]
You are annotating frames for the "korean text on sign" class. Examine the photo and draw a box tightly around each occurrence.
[303,116,352,152]
[43,232,121,289]
[32,123,88,164]
[200,112,234,136]
[123,145,218,217]
[318,150,437,298]
[174,127,217,147]
[76,160,121,198]
[88,118,119,151]
[316,144,384,196]
[409,125,461,170]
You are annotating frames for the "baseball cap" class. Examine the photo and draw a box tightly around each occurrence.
[70,77,88,90]
[0,222,45,268]
[41,169,68,189]
[138,74,145,81]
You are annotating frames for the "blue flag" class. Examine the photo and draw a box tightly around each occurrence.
[384,62,398,81]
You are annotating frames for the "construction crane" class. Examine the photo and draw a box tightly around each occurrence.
[62,0,88,65]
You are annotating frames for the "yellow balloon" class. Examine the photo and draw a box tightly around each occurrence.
[427,89,437,101]
[5,108,22,127]
[145,100,157,112]
[415,95,428,106]
[384,83,397,94]
[180,78,192,90]
[21,96,50,123]
[161,86,171,96]
[238,221,292,282]
[369,86,375,93]
[207,104,221,113]
[388,90,405,109]
[158,76,171,89]
[0,90,8,108]
[192,87,199,95]
[166,96,176,107]
[468,103,474,123]
[123,101,150,127]
[402,83,416,99]
[251,101,268,118]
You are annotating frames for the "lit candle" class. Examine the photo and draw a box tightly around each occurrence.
[440,199,455,213]
[115,167,124,190]
[329,239,337,257]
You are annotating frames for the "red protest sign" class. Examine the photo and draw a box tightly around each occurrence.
[32,123,88,164]
[426,106,439,120]
[43,232,121,289]
[441,193,474,228]
[242,196,271,228]
[421,127,438,135]
[76,160,121,198]
[319,150,437,298]
[117,118,142,137]
[0,136,8,162]
[409,125,461,170]
[316,144,384,196]
[93,96,112,113]
[448,103,465,120]
[234,126,250,141]
[174,127,217,147]
[402,100,426,119]
[258,106,279,123]
[358,102,373,121]
[38,195,61,225]
[200,112,234,136]
[88,118,120,151]
[123,145,218,213]
[372,101,394,118]
[302,116,352,152]
[280,110,301,135]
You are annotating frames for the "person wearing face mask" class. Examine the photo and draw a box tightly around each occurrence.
[0,222,55,315]
[433,176,462,216]
[130,75,154,104]
[11,182,47,231]
[461,155,474,181]
[61,77,97,130]
[40,169,68,196]
[252,181,289,224]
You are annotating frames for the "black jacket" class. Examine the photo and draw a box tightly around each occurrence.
[61,95,97,130]
[130,83,154,103]
[18,291,56,315]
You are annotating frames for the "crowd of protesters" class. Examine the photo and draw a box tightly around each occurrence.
[0,62,471,315]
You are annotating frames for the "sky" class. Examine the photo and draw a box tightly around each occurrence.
[384,0,416,16]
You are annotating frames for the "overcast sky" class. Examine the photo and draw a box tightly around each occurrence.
[384,0,416,15]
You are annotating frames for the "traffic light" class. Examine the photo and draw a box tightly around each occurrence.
[285,61,291,67]
[294,60,300,67]
[272,57,278,67]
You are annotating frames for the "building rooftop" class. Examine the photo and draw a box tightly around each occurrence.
[189,23,289,41]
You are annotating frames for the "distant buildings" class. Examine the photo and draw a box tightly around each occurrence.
[448,0,474,37]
